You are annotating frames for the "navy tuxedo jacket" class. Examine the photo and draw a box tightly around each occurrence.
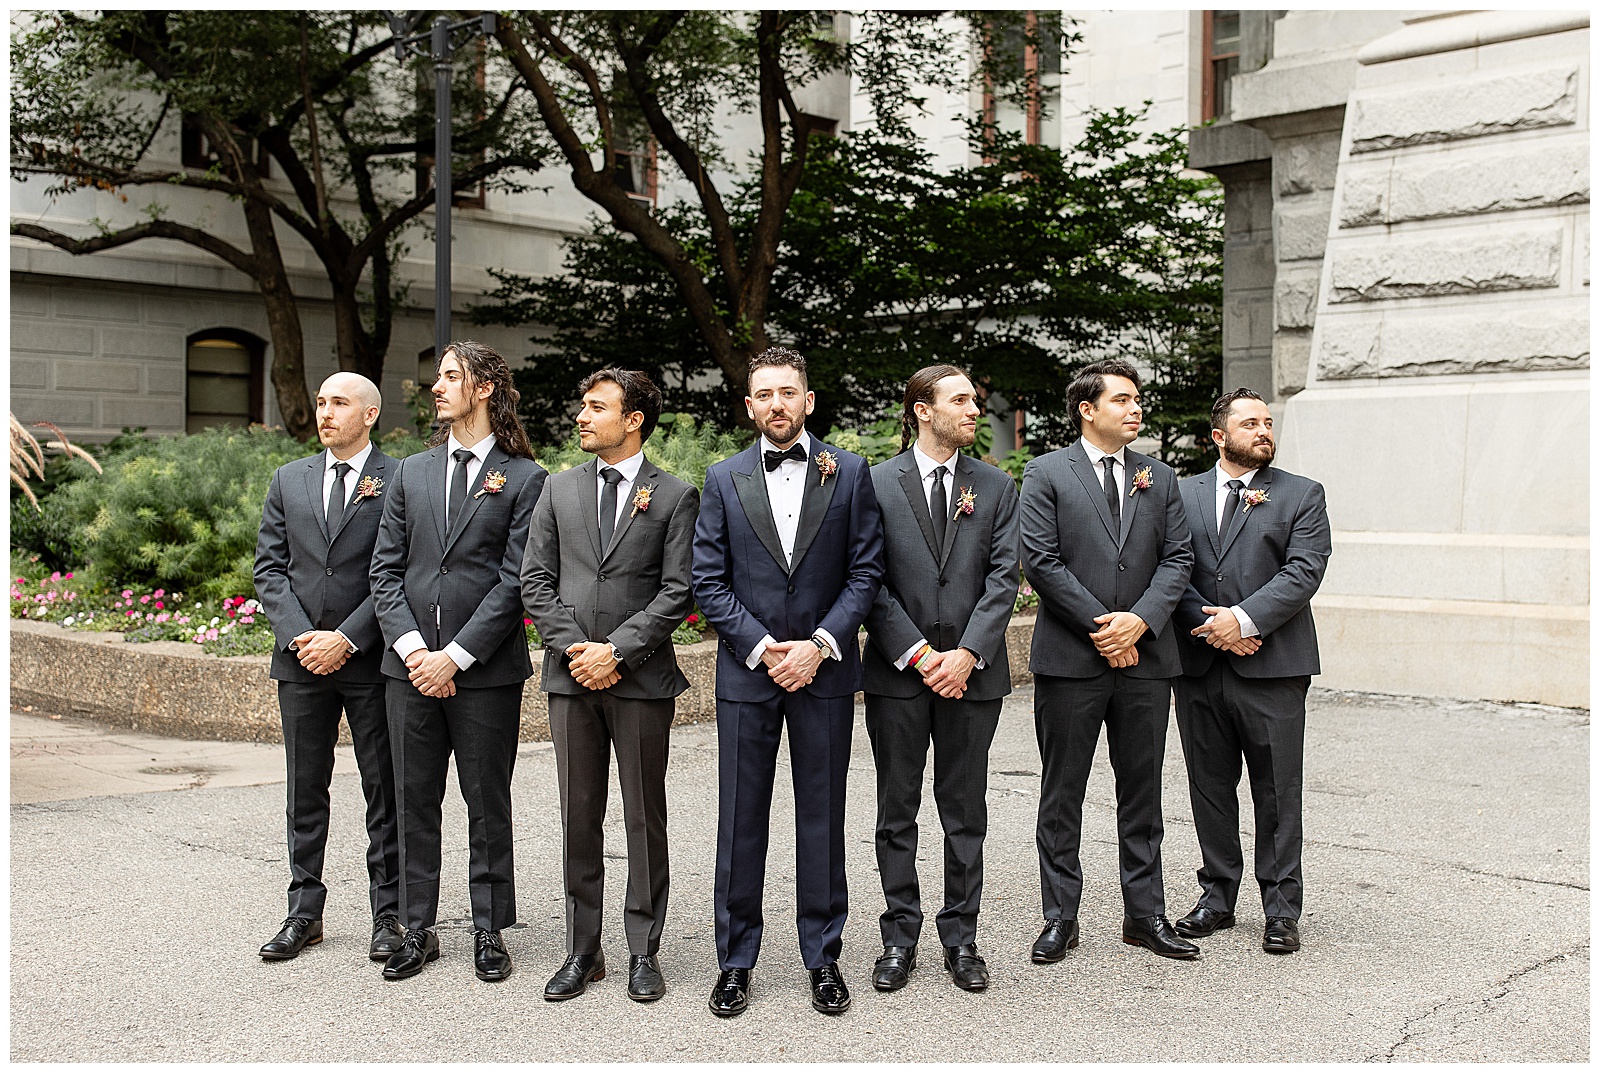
[691,438,885,701]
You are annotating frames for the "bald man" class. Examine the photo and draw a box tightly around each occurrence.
[254,373,405,963]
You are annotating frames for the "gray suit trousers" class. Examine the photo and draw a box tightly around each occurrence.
[549,692,674,956]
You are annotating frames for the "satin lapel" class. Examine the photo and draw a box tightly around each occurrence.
[575,458,603,563]
[1119,454,1143,550]
[1195,468,1221,559]
[788,439,840,575]
[303,453,330,545]
[443,445,508,555]
[1219,465,1274,561]
[600,458,655,565]
[730,446,790,575]
[896,456,940,561]
[1067,441,1119,545]
[426,447,449,548]
[938,453,975,569]
[329,449,386,545]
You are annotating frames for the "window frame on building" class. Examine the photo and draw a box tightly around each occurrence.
[1202,10,1242,123]
[184,330,265,435]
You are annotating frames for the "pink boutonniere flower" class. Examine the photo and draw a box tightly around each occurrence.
[1240,487,1270,512]
[956,486,977,515]
[816,450,839,486]
[631,484,654,517]
[474,469,508,498]
[1129,466,1153,496]
[355,475,384,499]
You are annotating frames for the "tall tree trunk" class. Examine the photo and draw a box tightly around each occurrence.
[330,285,382,384]
[242,199,316,440]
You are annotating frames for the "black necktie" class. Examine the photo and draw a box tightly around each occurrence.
[930,465,949,553]
[1102,456,1121,527]
[764,444,806,471]
[447,447,474,527]
[326,461,351,531]
[599,466,624,551]
[1219,478,1245,538]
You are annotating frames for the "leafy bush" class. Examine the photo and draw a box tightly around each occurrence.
[537,413,749,491]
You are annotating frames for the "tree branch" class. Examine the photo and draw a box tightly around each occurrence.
[13,220,257,276]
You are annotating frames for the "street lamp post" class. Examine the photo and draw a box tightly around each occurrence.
[387,11,496,356]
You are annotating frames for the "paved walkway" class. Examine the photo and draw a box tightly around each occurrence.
[10,688,1589,1062]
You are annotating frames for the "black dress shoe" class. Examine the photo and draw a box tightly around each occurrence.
[544,952,605,1001]
[382,928,440,979]
[1263,917,1301,954]
[1030,918,1080,963]
[871,945,917,991]
[1174,904,1236,939]
[708,967,750,1018]
[369,915,405,962]
[1122,915,1200,959]
[943,944,990,992]
[809,962,851,1015]
[628,954,665,1002]
[475,929,513,982]
[260,917,322,961]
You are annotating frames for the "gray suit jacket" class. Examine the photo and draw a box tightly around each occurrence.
[1174,465,1331,679]
[369,441,546,688]
[254,446,392,684]
[864,450,1019,702]
[1020,440,1193,679]
[520,455,699,699]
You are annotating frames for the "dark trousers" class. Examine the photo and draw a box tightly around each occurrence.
[714,690,853,971]
[1174,660,1309,919]
[549,691,674,956]
[864,690,1002,948]
[278,679,399,921]
[386,677,523,933]
[1034,671,1173,920]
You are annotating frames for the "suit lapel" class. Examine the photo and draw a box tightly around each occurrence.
[1067,441,1120,546]
[328,448,386,545]
[938,453,975,569]
[600,457,655,565]
[425,446,449,548]
[730,445,790,575]
[1195,468,1221,559]
[575,457,603,563]
[1119,454,1143,550]
[443,444,508,555]
[788,438,840,575]
[896,455,940,561]
[1219,465,1274,561]
[303,453,330,545]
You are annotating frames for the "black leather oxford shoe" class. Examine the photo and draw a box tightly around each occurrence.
[809,962,851,1015]
[1263,917,1301,954]
[1122,915,1200,959]
[1030,918,1080,963]
[628,954,665,1002]
[1174,904,1236,939]
[871,945,917,991]
[544,952,605,1000]
[943,944,990,992]
[382,928,440,979]
[708,967,750,1018]
[475,929,513,982]
[369,915,405,962]
[260,917,322,961]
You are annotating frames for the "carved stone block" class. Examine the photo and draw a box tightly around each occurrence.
[1338,144,1588,227]
[1317,308,1589,379]
[1329,229,1562,302]
[1350,66,1577,153]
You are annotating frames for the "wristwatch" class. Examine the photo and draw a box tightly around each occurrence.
[810,633,830,657]
[608,642,624,665]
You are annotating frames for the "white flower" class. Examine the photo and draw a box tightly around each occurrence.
[209,616,220,627]
[62,616,74,626]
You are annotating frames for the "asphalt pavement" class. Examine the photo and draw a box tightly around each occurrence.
[9,686,1589,1062]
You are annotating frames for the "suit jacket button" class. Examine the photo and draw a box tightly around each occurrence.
[787,584,795,594]
[598,573,607,582]
[1216,573,1225,581]
[441,567,448,574]
[1118,563,1125,571]
[939,578,948,587]
[325,568,333,575]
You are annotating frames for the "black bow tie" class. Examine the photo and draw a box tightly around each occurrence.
[764,444,806,471]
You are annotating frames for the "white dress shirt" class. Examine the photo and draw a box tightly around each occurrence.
[312,441,372,654]
[1208,461,1260,639]
[1080,438,1128,499]
[745,431,842,669]
[595,449,645,533]
[392,432,498,671]
[894,444,985,671]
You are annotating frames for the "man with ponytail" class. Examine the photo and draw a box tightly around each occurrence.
[369,340,546,983]
[862,366,1020,994]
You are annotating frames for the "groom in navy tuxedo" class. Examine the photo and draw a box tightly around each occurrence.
[691,347,884,1019]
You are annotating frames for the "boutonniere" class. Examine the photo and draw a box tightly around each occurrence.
[956,486,977,515]
[474,469,507,498]
[355,475,384,499]
[1129,466,1153,496]
[1240,487,1270,512]
[631,483,654,517]
[816,450,839,486]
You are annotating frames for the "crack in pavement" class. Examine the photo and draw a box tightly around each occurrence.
[1309,837,1589,892]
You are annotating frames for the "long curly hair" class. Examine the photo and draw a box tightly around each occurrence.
[899,364,970,453]
[429,340,534,459]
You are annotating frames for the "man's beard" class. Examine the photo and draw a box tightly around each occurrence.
[929,412,976,453]
[1221,434,1275,468]
[756,412,803,448]
[579,425,626,454]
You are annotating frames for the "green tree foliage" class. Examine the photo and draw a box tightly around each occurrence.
[535,413,748,491]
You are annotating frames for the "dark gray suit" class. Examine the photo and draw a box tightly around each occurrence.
[369,441,545,933]
[864,450,1019,948]
[1173,464,1330,919]
[1020,440,1193,921]
[254,445,398,923]
[520,455,698,956]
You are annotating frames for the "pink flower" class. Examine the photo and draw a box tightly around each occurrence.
[240,615,255,625]
[154,601,164,610]
[49,571,60,582]
[205,628,218,641]
[121,590,132,598]
[154,589,165,598]
[226,609,236,619]
[139,595,150,604]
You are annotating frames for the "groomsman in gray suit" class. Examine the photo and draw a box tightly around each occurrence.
[255,372,400,963]
[521,368,699,1004]
[1171,388,1330,955]
[863,365,1019,994]
[1019,358,1198,962]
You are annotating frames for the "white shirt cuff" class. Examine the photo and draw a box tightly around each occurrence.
[393,631,426,660]
[967,649,988,670]
[895,639,929,671]
[445,641,476,671]
[813,628,841,661]
[1230,605,1259,639]
[335,629,356,654]
[747,634,776,670]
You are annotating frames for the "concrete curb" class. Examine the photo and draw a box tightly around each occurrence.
[9,616,1041,743]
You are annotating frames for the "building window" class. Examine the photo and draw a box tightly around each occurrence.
[181,113,269,178]
[613,141,659,207]
[1202,11,1241,122]
[186,332,264,434]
